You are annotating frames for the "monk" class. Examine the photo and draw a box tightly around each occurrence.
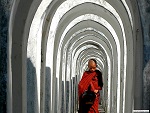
[78,59,103,113]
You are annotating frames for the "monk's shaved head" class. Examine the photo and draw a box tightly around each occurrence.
[88,59,97,72]
[88,59,96,65]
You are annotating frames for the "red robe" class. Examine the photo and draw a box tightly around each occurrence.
[78,70,103,113]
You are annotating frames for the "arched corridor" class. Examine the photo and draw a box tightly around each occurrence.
[5,0,149,113]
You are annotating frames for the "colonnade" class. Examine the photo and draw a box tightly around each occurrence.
[8,0,143,113]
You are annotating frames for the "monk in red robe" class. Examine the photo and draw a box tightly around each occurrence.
[78,59,103,113]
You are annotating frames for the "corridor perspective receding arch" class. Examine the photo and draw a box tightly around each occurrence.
[8,0,143,113]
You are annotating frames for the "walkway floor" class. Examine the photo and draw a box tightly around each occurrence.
[76,104,105,113]
[98,105,105,113]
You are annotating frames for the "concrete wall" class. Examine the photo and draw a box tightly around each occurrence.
[0,0,12,112]
[137,0,150,109]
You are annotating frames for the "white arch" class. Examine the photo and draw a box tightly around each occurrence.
[8,0,143,113]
